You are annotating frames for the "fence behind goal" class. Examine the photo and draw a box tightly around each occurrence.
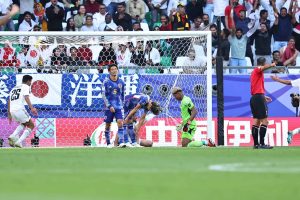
[0,31,212,147]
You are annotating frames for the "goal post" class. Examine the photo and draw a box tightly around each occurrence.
[0,31,213,147]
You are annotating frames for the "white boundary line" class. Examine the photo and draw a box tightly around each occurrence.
[209,162,300,173]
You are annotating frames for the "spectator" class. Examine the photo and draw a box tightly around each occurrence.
[113,3,132,31]
[185,0,204,22]
[19,0,34,17]
[74,5,87,30]
[234,8,250,33]
[228,26,248,74]
[167,0,187,16]
[0,41,15,66]
[107,0,126,15]
[46,0,65,31]
[16,46,29,67]
[199,14,211,31]
[159,14,172,31]
[291,1,300,51]
[65,17,78,31]
[34,3,47,31]
[210,24,219,53]
[259,9,271,30]
[280,37,299,68]
[272,3,293,51]
[85,0,100,14]
[116,43,131,66]
[93,4,107,29]
[69,0,81,17]
[57,44,67,56]
[182,50,206,74]
[39,41,52,67]
[99,13,117,31]
[132,22,141,31]
[224,0,246,31]
[213,0,228,26]
[0,0,15,31]
[98,43,116,67]
[126,0,146,23]
[18,11,36,31]
[271,50,284,73]
[81,15,97,31]
[130,40,146,66]
[78,45,93,65]
[66,47,83,72]
[190,16,202,31]
[170,3,190,31]
[50,47,68,73]
[204,0,214,23]
[45,0,65,9]
[148,0,168,24]
[217,28,231,68]
[250,22,274,66]
[144,41,161,66]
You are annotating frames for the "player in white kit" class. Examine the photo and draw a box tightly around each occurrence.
[8,75,38,148]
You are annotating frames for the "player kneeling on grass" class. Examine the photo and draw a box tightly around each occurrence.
[172,87,215,148]
[122,93,162,147]
[103,64,126,148]
[8,75,38,148]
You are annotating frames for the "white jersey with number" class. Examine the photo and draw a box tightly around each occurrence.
[9,84,30,112]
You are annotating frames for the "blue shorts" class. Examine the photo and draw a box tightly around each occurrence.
[104,109,124,123]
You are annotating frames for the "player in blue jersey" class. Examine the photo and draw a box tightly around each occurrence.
[102,64,126,148]
[122,93,162,147]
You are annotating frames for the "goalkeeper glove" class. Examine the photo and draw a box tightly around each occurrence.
[183,124,189,132]
[182,121,191,132]
[176,124,183,132]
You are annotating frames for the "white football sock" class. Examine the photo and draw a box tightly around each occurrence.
[291,128,300,135]
[16,128,32,144]
[9,124,25,138]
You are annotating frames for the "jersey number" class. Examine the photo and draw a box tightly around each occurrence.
[11,89,21,101]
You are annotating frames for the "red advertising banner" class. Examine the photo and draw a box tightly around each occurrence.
[4,117,297,147]
[53,117,300,147]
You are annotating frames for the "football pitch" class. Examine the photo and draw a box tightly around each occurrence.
[1,147,300,200]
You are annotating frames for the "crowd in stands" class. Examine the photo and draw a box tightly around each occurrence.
[0,0,300,74]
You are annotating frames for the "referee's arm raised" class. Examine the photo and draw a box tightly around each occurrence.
[260,62,276,71]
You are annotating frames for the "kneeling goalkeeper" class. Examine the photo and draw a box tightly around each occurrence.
[172,87,215,147]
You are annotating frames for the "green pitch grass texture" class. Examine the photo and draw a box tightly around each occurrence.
[1,147,300,200]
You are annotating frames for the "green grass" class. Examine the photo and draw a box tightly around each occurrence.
[0,147,300,200]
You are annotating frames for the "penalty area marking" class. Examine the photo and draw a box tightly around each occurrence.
[209,162,300,173]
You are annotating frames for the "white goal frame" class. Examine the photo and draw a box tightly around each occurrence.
[1,31,213,144]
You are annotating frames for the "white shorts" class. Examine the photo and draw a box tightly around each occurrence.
[11,109,31,124]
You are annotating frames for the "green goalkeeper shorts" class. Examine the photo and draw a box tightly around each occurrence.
[181,126,196,140]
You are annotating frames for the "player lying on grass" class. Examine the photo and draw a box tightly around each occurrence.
[103,64,126,148]
[172,87,215,147]
[121,93,162,147]
[8,75,38,148]
[271,75,300,144]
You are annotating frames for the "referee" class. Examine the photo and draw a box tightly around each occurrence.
[250,57,276,149]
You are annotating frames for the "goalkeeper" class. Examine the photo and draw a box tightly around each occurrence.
[172,87,215,147]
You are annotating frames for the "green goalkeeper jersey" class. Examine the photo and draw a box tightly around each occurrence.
[180,96,196,126]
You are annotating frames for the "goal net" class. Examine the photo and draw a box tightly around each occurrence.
[0,31,212,147]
